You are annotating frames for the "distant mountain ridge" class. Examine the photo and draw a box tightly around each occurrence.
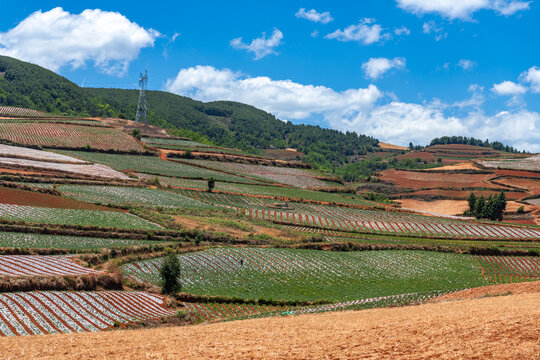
[0,55,379,171]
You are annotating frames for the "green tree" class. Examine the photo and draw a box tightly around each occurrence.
[474,196,486,219]
[467,192,477,214]
[160,254,182,294]
[207,178,215,193]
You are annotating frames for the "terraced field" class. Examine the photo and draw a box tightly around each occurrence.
[0,232,159,250]
[0,291,174,336]
[0,204,162,230]
[52,151,264,184]
[480,155,540,171]
[180,159,333,188]
[477,256,540,283]
[122,248,489,302]
[0,106,49,117]
[0,256,99,276]
[57,185,215,209]
[175,189,540,240]
[0,122,144,152]
[141,175,368,205]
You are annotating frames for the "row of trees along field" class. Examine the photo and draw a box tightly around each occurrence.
[465,192,507,221]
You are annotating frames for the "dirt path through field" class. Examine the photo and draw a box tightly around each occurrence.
[1,292,538,359]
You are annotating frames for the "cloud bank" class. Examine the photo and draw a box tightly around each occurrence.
[0,7,159,76]
[165,66,540,152]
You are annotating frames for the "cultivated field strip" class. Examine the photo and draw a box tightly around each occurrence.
[0,232,161,250]
[58,185,214,209]
[0,204,162,230]
[180,159,332,188]
[181,292,445,323]
[0,256,100,277]
[177,190,540,240]
[0,144,85,163]
[0,291,174,336]
[0,157,130,179]
[122,248,487,301]
[0,122,144,152]
[477,256,540,283]
[182,302,284,322]
[480,155,540,171]
[0,106,49,118]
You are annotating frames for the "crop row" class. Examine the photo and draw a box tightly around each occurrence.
[58,185,214,209]
[0,106,49,118]
[0,144,84,163]
[180,159,331,188]
[0,156,130,180]
[0,204,162,230]
[182,302,284,322]
[177,189,540,240]
[0,123,144,152]
[477,256,540,283]
[122,248,488,302]
[0,255,99,277]
[0,231,158,250]
[181,292,445,323]
[53,151,263,184]
[480,155,540,171]
[0,291,174,336]
[241,207,540,240]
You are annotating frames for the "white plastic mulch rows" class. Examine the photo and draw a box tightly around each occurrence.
[0,156,130,180]
[0,291,174,336]
[480,155,540,171]
[0,256,100,277]
[0,144,85,163]
[178,190,540,239]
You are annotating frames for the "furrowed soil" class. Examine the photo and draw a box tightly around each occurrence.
[433,280,540,302]
[1,292,538,359]
[0,187,117,211]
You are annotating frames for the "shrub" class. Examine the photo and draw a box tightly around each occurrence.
[131,129,142,140]
[160,254,182,294]
[517,206,525,214]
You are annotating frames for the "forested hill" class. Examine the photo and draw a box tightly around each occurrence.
[0,55,379,170]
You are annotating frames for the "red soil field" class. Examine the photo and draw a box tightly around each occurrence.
[495,169,540,178]
[380,169,503,190]
[0,187,115,211]
[496,177,540,196]
[263,148,305,161]
[395,151,435,162]
[402,189,527,200]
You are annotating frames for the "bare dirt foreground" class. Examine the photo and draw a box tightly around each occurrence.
[0,292,538,360]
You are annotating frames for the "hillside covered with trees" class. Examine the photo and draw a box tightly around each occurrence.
[0,55,378,171]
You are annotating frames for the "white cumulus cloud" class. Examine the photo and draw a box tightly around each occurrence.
[521,66,540,93]
[362,57,406,80]
[396,0,531,20]
[164,65,382,120]
[394,26,411,36]
[295,8,333,24]
[325,18,388,44]
[0,7,159,76]
[230,29,283,60]
[422,21,447,41]
[491,80,527,95]
[164,65,540,152]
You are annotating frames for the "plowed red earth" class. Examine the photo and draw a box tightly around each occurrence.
[0,187,115,211]
[401,189,527,200]
[495,169,540,178]
[1,292,538,359]
[380,169,504,190]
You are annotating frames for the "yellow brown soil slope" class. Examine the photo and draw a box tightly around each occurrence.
[0,292,538,360]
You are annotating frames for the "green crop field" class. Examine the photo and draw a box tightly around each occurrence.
[123,248,489,302]
[52,150,264,184]
[0,231,162,249]
[0,204,162,230]
[57,185,216,209]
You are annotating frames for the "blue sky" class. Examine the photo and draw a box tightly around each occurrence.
[0,0,539,151]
